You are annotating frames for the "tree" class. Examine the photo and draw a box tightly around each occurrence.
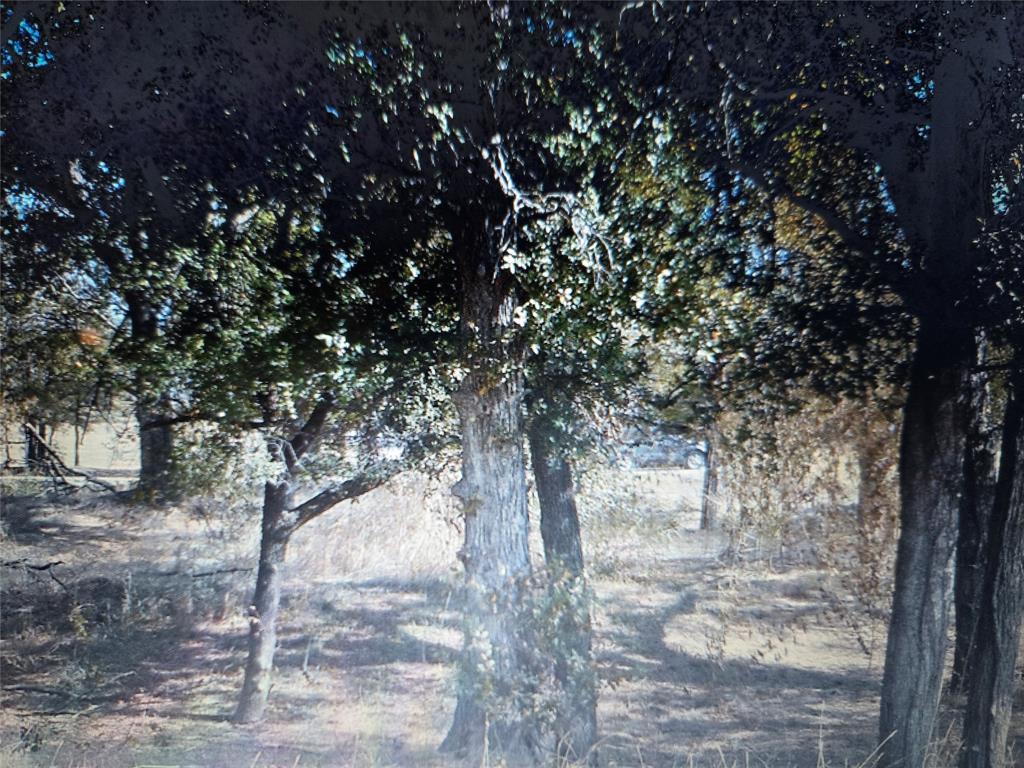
[959,183,1024,767]
[0,261,117,474]
[951,338,1002,694]
[613,4,1023,764]
[2,2,328,497]
[303,7,615,759]
[960,352,1023,768]
[525,388,600,764]
[523,338,638,762]
[169,203,434,724]
[5,5,615,754]
[3,3,449,722]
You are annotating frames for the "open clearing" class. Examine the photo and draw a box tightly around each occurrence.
[2,469,1021,767]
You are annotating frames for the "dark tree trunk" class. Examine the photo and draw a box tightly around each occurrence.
[136,393,175,496]
[528,416,597,764]
[951,342,1000,693]
[879,322,972,768]
[234,480,292,724]
[441,226,537,764]
[25,421,47,470]
[874,29,995,766]
[127,291,174,498]
[530,424,585,574]
[960,363,1024,768]
[700,428,719,530]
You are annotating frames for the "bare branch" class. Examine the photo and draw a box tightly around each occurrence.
[286,468,396,533]
[485,140,614,274]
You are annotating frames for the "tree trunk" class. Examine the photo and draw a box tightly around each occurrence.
[874,24,997,766]
[232,392,342,724]
[136,392,175,496]
[878,322,972,768]
[700,428,719,530]
[25,421,46,470]
[234,479,292,724]
[960,362,1024,768]
[127,290,174,498]
[951,342,1000,693]
[441,225,538,764]
[441,373,536,762]
[528,416,597,764]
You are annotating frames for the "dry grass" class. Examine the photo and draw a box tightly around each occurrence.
[1,469,1021,767]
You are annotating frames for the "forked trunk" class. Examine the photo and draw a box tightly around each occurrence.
[960,362,1024,768]
[233,393,341,723]
[878,321,971,768]
[528,416,597,764]
[951,341,1000,692]
[234,480,292,724]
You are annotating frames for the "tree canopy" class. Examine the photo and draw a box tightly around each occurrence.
[3,3,1022,767]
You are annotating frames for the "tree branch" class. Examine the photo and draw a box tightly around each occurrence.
[730,159,880,258]
[285,469,394,533]
[139,411,266,431]
[288,392,338,469]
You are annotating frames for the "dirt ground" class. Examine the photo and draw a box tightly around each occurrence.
[1,470,1020,767]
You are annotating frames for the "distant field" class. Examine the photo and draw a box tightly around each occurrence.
[2,416,140,473]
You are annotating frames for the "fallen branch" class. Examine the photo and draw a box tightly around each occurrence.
[4,672,135,703]
[104,671,137,685]
[155,566,253,579]
[2,559,65,571]
[27,703,102,717]
[189,567,253,579]
[2,685,66,697]
[2,559,68,590]
[22,425,119,494]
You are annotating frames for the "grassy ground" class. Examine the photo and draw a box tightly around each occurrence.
[1,470,1020,767]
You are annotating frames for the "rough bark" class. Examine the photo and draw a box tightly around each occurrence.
[441,227,538,763]
[876,24,993,765]
[951,343,1000,693]
[441,373,535,762]
[528,416,597,764]
[234,480,292,724]
[960,363,1024,768]
[878,322,972,768]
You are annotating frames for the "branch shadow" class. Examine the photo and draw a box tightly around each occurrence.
[596,569,880,767]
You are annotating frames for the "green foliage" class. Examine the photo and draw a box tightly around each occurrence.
[167,427,271,501]
[0,274,117,439]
